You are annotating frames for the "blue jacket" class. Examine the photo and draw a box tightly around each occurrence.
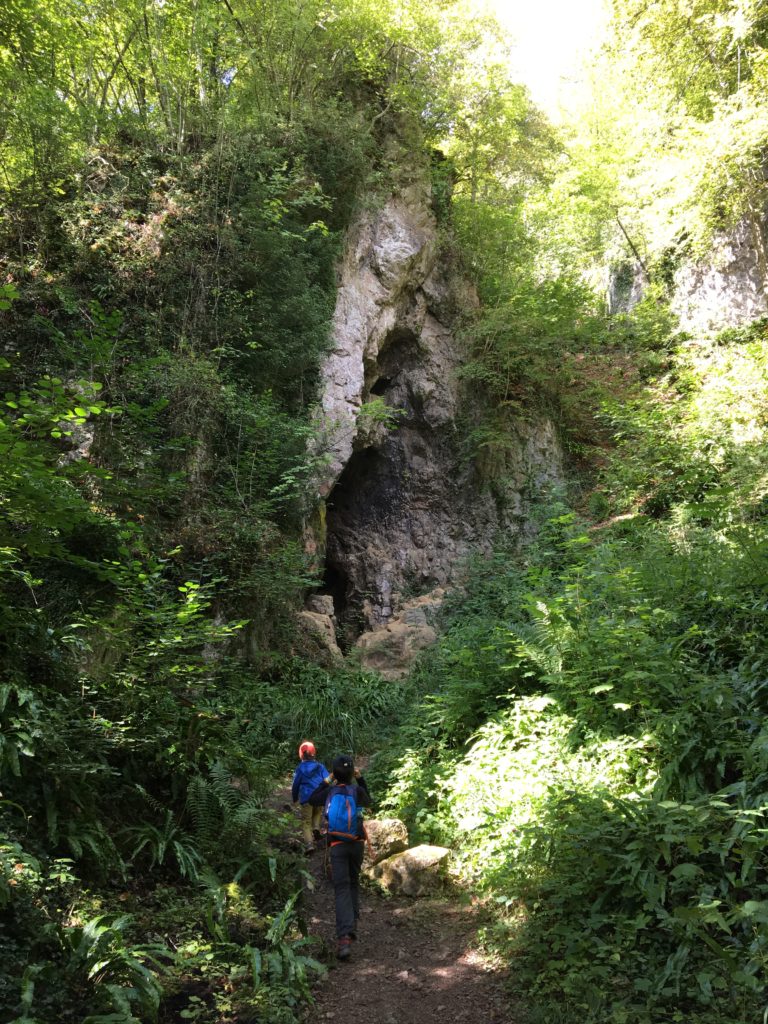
[292,758,329,804]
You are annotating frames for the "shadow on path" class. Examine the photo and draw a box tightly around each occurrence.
[299,839,517,1024]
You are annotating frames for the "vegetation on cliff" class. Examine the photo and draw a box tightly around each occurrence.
[376,320,768,1023]
[0,2,478,1020]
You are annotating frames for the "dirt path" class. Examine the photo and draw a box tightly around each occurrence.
[301,873,515,1024]
[277,788,517,1024]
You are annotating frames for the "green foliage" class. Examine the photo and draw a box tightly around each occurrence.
[235,656,412,761]
[570,0,768,268]
[124,810,203,881]
[62,914,165,1023]
[439,74,626,460]
[0,1,543,1020]
[11,2,768,1024]
[375,307,768,1022]
[169,889,324,1023]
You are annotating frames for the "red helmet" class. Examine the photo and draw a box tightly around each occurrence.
[298,741,316,759]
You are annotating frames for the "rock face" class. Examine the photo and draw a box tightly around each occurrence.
[363,818,409,868]
[607,218,768,336]
[371,844,451,896]
[312,158,563,648]
[672,217,768,333]
[607,260,647,315]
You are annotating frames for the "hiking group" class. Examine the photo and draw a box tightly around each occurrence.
[291,740,371,961]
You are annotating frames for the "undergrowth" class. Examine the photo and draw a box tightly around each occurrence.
[373,318,768,1024]
[0,5,417,1019]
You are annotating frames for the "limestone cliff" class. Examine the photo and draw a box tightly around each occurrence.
[671,217,768,333]
[306,161,563,658]
[609,215,768,333]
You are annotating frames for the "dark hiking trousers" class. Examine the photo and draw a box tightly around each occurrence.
[329,841,364,939]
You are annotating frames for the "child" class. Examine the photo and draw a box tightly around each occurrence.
[308,754,371,961]
[291,741,330,852]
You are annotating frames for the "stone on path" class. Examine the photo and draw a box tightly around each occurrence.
[363,818,409,868]
[371,844,451,896]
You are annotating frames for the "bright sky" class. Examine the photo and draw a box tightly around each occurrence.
[488,0,608,118]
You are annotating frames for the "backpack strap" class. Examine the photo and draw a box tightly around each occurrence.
[324,782,349,802]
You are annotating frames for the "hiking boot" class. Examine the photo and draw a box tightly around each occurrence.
[336,937,352,961]
[312,828,323,843]
[304,843,315,856]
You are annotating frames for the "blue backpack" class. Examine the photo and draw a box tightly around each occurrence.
[324,784,362,841]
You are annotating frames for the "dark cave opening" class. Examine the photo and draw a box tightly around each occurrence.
[327,446,400,530]
[323,444,404,643]
[378,326,418,375]
[321,326,420,642]
[322,561,349,619]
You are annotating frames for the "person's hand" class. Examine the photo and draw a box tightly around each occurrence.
[354,768,361,778]
[325,775,333,784]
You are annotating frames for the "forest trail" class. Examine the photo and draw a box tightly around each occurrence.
[278,784,516,1024]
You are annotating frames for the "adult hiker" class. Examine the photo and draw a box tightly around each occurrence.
[308,753,371,961]
[291,740,331,853]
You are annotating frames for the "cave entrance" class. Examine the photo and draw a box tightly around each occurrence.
[322,561,349,619]
[370,375,392,396]
[320,325,418,643]
[365,326,418,397]
[322,443,403,643]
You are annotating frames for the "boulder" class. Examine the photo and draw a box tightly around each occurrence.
[363,818,409,868]
[306,594,335,617]
[371,844,451,896]
[294,610,343,667]
[355,589,444,679]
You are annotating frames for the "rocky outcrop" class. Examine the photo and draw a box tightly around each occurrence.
[294,595,343,666]
[672,217,768,333]
[363,818,409,867]
[311,157,563,648]
[355,589,444,679]
[607,216,768,336]
[607,260,647,315]
[371,844,451,896]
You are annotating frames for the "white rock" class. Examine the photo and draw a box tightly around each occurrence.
[363,818,409,868]
[372,844,452,897]
[672,218,768,333]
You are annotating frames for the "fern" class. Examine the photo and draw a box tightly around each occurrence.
[61,913,166,1023]
[123,811,202,880]
[187,774,222,850]
[209,761,243,815]
[64,821,125,878]
[186,763,273,862]
[510,597,575,681]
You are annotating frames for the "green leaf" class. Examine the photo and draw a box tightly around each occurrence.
[670,863,701,880]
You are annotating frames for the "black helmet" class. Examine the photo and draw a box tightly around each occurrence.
[332,754,354,783]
